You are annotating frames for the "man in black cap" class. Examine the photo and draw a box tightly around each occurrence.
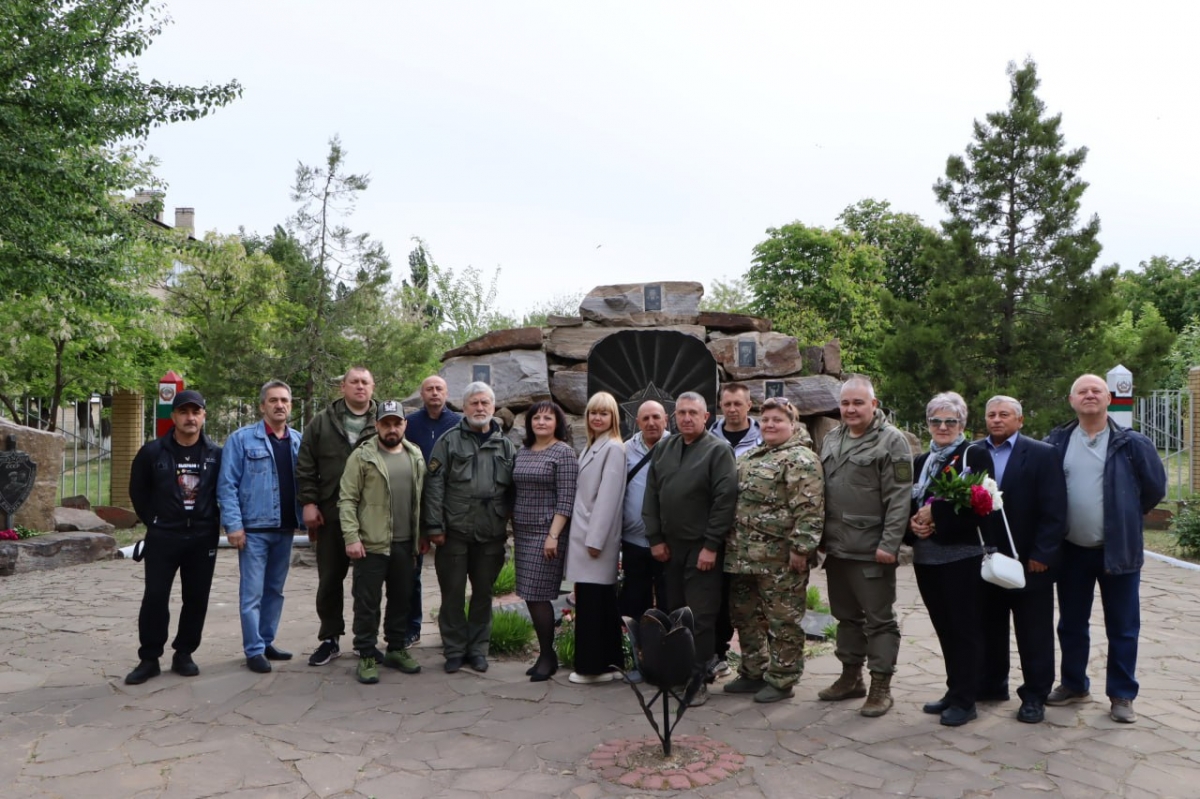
[125,390,223,684]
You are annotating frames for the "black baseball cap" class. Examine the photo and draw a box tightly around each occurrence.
[172,390,206,410]
[378,400,405,421]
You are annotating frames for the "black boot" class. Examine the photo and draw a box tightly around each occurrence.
[125,659,161,685]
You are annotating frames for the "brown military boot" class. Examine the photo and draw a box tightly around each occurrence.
[860,672,894,717]
[817,663,866,701]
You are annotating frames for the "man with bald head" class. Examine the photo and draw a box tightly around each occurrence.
[620,400,670,625]
[403,375,463,647]
[1044,374,1165,723]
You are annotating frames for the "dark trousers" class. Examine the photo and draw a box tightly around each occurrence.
[351,539,414,654]
[980,579,1056,702]
[315,513,350,641]
[715,572,734,660]
[618,541,666,621]
[407,552,424,638]
[574,582,623,675]
[1056,542,1141,699]
[663,539,723,670]
[137,530,219,660]
[434,535,506,658]
[914,556,983,709]
[825,556,900,675]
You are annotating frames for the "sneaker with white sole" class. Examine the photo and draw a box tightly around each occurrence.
[712,658,731,678]
[1110,697,1136,723]
[1045,684,1090,706]
[308,638,340,666]
[568,671,617,685]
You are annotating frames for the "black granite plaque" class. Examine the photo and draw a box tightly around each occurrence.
[764,380,785,399]
[643,284,662,312]
[738,340,757,368]
[0,448,36,518]
[472,364,492,385]
[588,330,718,439]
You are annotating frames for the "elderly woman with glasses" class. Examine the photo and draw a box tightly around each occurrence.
[721,397,824,704]
[907,391,995,727]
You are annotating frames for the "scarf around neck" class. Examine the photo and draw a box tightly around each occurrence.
[912,433,966,501]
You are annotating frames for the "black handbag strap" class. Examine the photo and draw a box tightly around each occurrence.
[626,450,654,484]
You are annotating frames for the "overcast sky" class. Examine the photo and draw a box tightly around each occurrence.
[138,1,1199,316]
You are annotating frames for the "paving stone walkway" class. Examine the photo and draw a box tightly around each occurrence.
[2,553,1199,798]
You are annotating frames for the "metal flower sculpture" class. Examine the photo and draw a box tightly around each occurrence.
[622,607,701,756]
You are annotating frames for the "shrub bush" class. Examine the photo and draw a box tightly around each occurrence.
[554,608,576,668]
[492,558,516,595]
[807,585,828,612]
[489,608,534,655]
[1172,502,1200,557]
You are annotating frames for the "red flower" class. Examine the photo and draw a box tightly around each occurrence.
[969,484,993,515]
[0,529,17,541]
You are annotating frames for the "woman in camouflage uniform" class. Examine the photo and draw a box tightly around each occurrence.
[722,397,824,704]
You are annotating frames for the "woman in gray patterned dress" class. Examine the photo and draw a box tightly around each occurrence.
[512,400,578,681]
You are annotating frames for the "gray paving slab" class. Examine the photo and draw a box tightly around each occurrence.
[3,555,1200,797]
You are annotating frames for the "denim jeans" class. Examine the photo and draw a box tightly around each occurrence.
[238,532,293,657]
[1056,542,1141,700]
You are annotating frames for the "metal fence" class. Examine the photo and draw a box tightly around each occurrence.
[1135,389,1193,501]
[1,395,315,509]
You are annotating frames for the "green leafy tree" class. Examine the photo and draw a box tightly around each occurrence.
[747,222,886,373]
[278,137,393,406]
[519,291,585,327]
[164,234,287,398]
[700,276,754,314]
[837,199,942,305]
[881,59,1118,431]
[1114,256,1200,333]
[1163,318,1200,390]
[1102,303,1175,392]
[0,0,240,299]
[428,260,514,346]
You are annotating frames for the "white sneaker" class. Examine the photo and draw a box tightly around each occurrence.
[712,658,731,677]
[569,671,617,685]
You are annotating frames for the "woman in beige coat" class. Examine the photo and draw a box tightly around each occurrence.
[565,391,627,684]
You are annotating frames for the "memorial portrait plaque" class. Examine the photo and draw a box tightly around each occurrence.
[643,284,663,312]
[0,449,37,517]
[472,364,492,385]
[764,380,785,399]
[738,340,757,368]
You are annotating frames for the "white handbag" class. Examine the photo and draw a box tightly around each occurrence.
[978,508,1025,590]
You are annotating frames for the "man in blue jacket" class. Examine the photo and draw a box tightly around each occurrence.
[125,390,222,684]
[1044,374,1166,724]
[218,380,304,674]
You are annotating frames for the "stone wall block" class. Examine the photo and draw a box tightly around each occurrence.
[547,325,706,362]
[0,419,63,533]
[805,415,841,455]
[742,375,844,416]
[698,312,771,333]
[441,327,544,360]
[550,370,590,415]
[708,332,804,379]
[823,339,843,376]
[579,282,703,326]
[439,350,551,411]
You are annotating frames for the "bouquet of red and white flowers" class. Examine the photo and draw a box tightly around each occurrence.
[927,466,1003,517]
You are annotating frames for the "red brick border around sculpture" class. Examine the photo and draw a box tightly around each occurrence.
[588,734,746,790]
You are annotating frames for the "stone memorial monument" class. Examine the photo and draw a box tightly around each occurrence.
[0,419,62,533]
[415,281,848,452]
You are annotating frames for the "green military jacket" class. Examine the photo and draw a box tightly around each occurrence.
[726,431,824,575]
[420,418,516,542]
[297,398,378,513]
[338,437,425,554]
[819,408,913,561]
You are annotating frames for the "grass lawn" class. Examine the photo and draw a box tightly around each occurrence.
[58,459,111,506]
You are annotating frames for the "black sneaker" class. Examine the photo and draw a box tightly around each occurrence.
[308,639,340,666]
[125,659,161,685]
[171,652,199,677]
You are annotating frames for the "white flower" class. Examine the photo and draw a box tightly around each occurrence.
[982,476,1004,511]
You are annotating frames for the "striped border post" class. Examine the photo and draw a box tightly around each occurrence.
[1107,364,1133,429]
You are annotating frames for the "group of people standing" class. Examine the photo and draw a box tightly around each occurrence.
[123,367,1166,731]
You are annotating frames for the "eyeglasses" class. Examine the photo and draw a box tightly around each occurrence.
[762,397,790,407]
[927,417,960,428]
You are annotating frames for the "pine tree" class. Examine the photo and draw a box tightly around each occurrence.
[882,59,1118,431]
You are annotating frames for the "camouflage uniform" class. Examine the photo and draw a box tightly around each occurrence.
[725,430,823,690]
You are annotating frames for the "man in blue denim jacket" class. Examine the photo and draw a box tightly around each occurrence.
[218,379,304,674]
[1044,374,1167,724]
